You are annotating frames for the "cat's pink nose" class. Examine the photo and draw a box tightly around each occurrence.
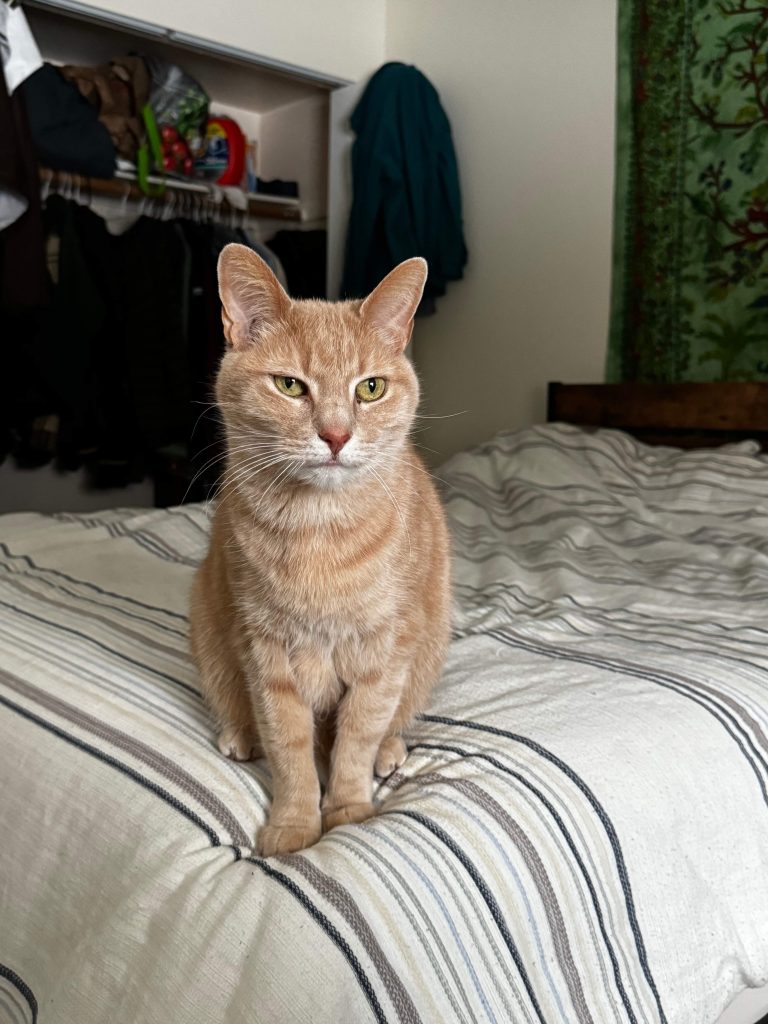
[319,428,351,458]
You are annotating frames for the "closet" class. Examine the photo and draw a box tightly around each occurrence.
[1,0,363,512]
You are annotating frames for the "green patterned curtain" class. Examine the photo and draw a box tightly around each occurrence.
[608,1,768,382]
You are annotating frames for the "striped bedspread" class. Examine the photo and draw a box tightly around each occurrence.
[1,423,767,1024]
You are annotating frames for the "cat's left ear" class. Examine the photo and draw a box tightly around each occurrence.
[360,257,427,352]
[217,243,290,349]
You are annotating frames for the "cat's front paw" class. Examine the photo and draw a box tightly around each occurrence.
[257,818,322,857]
[322,802,375,833]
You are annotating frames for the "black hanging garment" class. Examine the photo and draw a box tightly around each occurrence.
[113,216,192,457]
[19,63,117,179]
[0,58,51,462]
[0,54,50,310]
[266,229,327,299]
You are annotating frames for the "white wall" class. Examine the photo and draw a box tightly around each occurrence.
[260,94,330,223]
[73,0,387,82]
[386,0,617,460]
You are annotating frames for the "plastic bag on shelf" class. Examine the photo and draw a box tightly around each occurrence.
[144,56,209,177]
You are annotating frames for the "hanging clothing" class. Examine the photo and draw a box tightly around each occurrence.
[109,216,192,454]
[20,64,117,179]
[0,4,42,95]
[341,62,467,314]
[267,228,327,299]
[0,16,49,308]
[0,0,41,234]
[178,219,227,485]
[9,196,141,481]
[37,196,107,468]
[3,200,194,483]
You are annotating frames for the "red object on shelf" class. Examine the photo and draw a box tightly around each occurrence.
[196,116,246,185]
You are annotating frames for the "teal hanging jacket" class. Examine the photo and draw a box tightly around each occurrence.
[341,62,467,313]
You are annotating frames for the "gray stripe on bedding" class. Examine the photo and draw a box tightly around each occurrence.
[0,541,187,626]
[485,629,768,803]
[0,688,391,1022]
[388,814,540,1024]
[110,520,200,567]
[0,666,251,848]
[0,570,189,668]
[393,809,550,1024]
[0,985,29,1024]
[423,754,628,1019]
[335,831,476,1024]
[286,854,423,1024]
[366,819,525,1024]
[409,739,652,1024]
[465,428,767,486]
[0,600,272,820]
[453,577,768,655]
[409,771,595,1024]
[0,595,198,699]
[0,615,271,815]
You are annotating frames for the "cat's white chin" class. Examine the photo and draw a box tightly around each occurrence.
[299,463,362,490]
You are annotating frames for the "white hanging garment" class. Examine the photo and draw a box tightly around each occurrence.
[0,4,43,94]
[0,4,43,230]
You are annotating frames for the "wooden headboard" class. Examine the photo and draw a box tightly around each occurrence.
[547,382,768,450]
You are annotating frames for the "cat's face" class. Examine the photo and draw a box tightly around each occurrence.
[215,246,426,491]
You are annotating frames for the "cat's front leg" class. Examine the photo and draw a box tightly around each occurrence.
[322,651,406,833]
[250,638,322,857]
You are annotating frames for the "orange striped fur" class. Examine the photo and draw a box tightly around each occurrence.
[189,245,451,856]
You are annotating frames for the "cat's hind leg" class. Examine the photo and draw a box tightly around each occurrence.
[202,656,262,762]
[216,705,263,762]
[373,634,445,778]
[374,735,407,777]
[190,565,262,762]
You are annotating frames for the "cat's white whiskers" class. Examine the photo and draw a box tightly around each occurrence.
[251,458,300,509]
[256,461,305,530]
[181,453,231,505]
[190,438,265,475]
[190,405,223,440]
[182,442,280,503]
[364,461,412,556]
[382,452,454,491]
[410,440,443,457]
[412,410,467,420]
[376,453,429,508]
[225,454,297,494]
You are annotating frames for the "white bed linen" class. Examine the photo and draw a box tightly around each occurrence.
[0,423,767,1024]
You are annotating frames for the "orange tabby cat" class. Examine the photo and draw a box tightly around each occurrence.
[189,244,451,857]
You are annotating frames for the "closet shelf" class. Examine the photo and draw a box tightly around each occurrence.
[39,166,303,221]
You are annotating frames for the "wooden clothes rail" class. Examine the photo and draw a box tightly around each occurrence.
[39,167,303,221]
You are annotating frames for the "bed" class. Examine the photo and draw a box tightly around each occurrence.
[2,385,768,1024]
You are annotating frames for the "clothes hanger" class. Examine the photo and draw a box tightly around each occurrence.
[119,180,131,217]
[41,170,54,204]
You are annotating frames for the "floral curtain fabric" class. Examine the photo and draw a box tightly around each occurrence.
[608,1,768,382]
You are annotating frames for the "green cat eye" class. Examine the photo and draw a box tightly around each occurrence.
[356,377,386,402]
[274,376,308,397]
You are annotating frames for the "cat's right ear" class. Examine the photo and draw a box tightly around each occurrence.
[217,243,290,349]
